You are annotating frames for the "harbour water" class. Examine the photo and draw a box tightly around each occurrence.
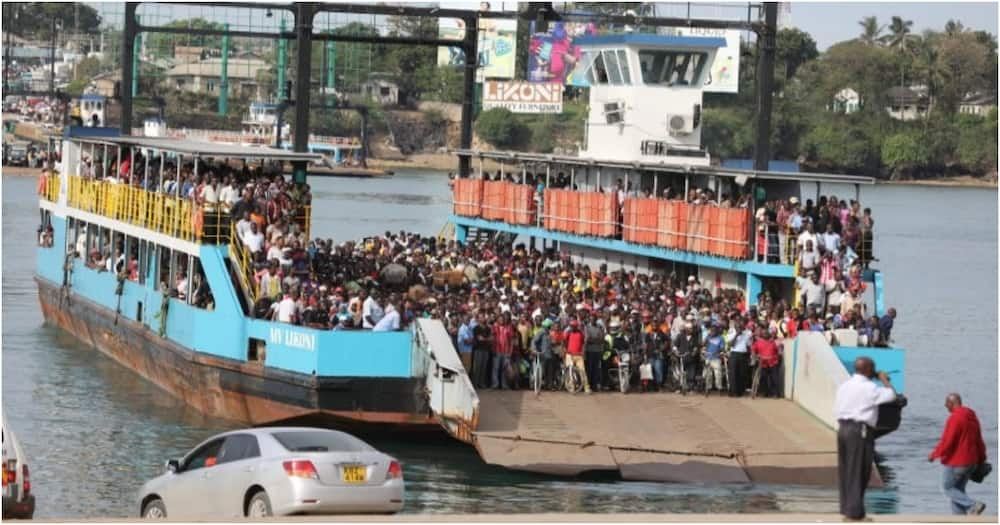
[2,171,996,518]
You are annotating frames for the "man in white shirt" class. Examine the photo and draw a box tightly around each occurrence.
[797,220,818,252]
[218,176,237,212]
[833,357,898,521]
[272,291,298,323]
[373,303,400,332]
[820,222,841,253]
[200,175,219,209]
[242,222,265,254]
[362,290,384,329]
[236,211,254,241]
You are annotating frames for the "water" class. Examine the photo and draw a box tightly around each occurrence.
[2,171,996,518]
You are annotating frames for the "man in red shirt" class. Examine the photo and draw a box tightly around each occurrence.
[928,393,988,515]
[490,312,518,390]
[751,331,781,398]
[564,319,591,394]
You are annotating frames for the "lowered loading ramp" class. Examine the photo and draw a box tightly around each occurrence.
[473,390,875,486]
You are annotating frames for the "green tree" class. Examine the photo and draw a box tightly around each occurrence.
[700,107,754,160]
[147,18,225,59]
[881,131,931,179]
[776,28,819,80]
[74,56,103,81]
[382,16,439,105]
[475,108,529,148]
[933,32,996,114]
[944,19,966,37]
[955,109,999,173]
[881,16,915,51]
[858,16,885,46]
[1,3,101,39]
[802,116,881,175]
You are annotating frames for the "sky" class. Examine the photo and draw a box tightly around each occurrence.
[786,1,999,50]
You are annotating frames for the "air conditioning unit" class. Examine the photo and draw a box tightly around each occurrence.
[667,114,695,136]
[604,102,624,125]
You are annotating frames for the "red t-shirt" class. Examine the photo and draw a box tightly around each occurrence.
[565,330,584,356]
[492,323,515,355]
[751,339,780,368]
[930,406,987,467]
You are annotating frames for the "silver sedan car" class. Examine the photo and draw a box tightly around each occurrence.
[138,427,404,519]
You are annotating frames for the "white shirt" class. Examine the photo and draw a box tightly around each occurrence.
[218,184,237,207]
[373,306,400,332]
[833,373,897,427]
[276,296,297,323]
[821,232,841,252]
[200,184,218,204]
[797,231,818,250]
[362,296,384,328]
[243,231,264,253]
[236,219,253,240]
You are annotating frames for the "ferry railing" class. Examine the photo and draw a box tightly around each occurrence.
[228,220,259,305]
[38,171,60,202]
[65,176,210,244]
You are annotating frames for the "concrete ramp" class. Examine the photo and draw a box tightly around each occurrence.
[473,390,855,485]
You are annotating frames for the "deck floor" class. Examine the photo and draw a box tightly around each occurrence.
[473,390,853,485]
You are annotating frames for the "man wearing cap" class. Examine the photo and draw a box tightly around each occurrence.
[564,319,591,393]
[703,324,726,395]
[531,319,556,389]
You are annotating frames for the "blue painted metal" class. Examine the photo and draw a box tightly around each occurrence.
[574,33,727,49]
[455,223,468,245]
[872,270,885,317]
[746,272,762,305]
[790,336,800,398]
[64,126,120,139]
[37,215,418,379]
[450,215,795,278]
[722,159,800,173]
[832,346,906,393]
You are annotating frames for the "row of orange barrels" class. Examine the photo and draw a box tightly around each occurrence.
[623,198,750,259]
[454,179,536,225]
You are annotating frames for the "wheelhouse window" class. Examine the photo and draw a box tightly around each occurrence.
[581,48,633,86]
[638,50,709,86]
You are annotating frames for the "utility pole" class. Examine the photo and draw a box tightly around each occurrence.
[752,2,777,172]
[49,17,56,96]
[132,15,141,97]
[458,13,478,178]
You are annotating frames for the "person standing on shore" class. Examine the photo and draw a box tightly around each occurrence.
[928,393,987,515]
[833,357,897,521]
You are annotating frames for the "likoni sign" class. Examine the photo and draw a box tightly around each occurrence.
[482,81,564,114]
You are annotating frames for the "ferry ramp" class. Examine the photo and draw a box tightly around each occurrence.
[473,390,846,485]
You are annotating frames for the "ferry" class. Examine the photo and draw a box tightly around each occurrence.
[35,31,905,485]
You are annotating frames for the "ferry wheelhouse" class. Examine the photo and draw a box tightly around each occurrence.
[36,128,472,435]
[450,34,906,434]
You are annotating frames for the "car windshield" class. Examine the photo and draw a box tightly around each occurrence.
[271,431,375,453]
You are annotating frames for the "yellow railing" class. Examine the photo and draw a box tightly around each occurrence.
[229,220,259,304]
[39,171,60,202]
[296,204,311,240]
[67,176,205,243]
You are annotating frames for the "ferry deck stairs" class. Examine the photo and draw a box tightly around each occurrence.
[416,325,902,488]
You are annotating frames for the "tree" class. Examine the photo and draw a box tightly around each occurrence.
[700,107,754,160]
[881,16,915,51]
[147,18,225,59]
[382,16,439,105]
[934,32,995,114]
[776,28,819,80]
[74,56,103,81]
[858,16,885,46]
[955,109,999,174]
[881,131,931,179]
[475,108,529,149]
[802,116,881,175]
[2,3,101,39]
[944,19,966,36]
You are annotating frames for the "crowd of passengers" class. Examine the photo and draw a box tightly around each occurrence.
[241,229,895,397]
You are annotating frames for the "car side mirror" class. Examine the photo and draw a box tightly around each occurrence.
[166,459,180,473]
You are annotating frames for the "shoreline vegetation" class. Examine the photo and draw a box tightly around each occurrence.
[5,161,997,189]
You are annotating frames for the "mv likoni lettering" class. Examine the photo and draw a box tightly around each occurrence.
[269,327,316,351]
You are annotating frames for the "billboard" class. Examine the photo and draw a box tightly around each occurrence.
[667,27,742,94]
[437,4,517,80]
[482,81,564,113]
[526,21,598,86]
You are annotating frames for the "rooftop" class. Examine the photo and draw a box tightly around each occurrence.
[67,132,322,162]
[165,58,267,80]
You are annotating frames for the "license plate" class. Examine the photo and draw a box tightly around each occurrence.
[341,465,366,483]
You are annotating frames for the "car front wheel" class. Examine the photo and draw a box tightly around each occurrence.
[142,498,167,519]
[246,491,272,518]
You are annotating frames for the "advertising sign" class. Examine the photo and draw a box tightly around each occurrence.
[437,3,517,80]
[667,27,742,93]
[482,80,564,113]
[526,21,598,86]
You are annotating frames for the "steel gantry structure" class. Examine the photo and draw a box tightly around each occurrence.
[116,2,779,180]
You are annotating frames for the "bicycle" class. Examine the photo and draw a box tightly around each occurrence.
[562,355,584,393]
[606,350,633,394]
[531,351,543,395]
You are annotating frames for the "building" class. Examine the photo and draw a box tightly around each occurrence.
[832,88,861,114]
[884,86,930,121]
[173,45,205,64]
[90,72,120,98]
[163,58,267,99]
[360,77,400,106]
[959,92,997,117]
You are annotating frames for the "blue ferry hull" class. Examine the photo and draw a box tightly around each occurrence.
[35,277,437,432]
